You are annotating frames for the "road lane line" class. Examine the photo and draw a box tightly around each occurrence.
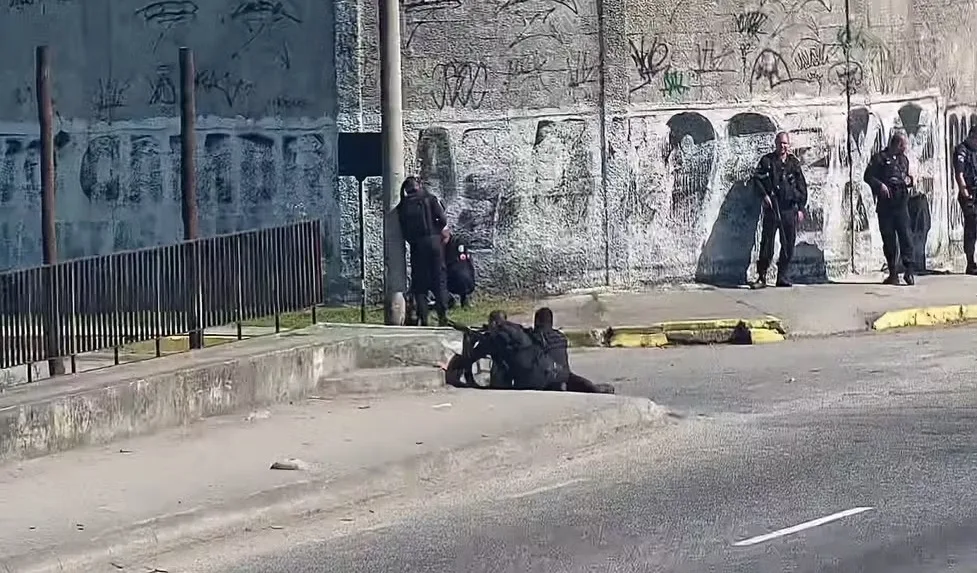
[732,506,875,547]
[505,478,589,500]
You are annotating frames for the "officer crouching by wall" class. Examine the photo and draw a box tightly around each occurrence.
[953,124,977,275]
[397,176,452,326]
[864,131,916,285]
[445,235,476,307]
[749,131,808,289]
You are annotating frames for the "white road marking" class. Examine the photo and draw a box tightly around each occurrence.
[505,478,589,500]
[732,506,875,547]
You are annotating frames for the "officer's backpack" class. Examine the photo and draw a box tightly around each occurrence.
[493,321,564,390]
[398,194,435,243]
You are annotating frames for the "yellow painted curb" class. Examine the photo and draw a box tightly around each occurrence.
[608,332,669,348]
[872,304,977,331]
[603,316,787,348]
[749,328,787,344]
[609,316,785,335]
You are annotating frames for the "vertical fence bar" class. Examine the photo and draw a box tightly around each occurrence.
[313,219,324,308]
[357,178,367,323]
[36,45,65,377]
[180,47,202,350]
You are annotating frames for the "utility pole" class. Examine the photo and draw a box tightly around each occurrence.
[179,47,203,349]
[36,45,65,377]
[379,0,407,326]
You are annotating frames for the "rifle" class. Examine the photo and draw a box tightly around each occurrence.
[443,320,494,389]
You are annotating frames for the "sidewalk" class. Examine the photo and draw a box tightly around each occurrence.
[0,389,667,572]
[510,273,977,338]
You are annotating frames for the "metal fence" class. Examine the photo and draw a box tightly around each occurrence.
[0,219,323,373]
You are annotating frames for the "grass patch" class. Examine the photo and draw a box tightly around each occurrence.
[241,297,539,330]
[119,336,237,356]
[109,297,599,357]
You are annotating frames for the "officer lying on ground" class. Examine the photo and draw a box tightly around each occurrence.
[530,307,615,394]
[445,310,567,391]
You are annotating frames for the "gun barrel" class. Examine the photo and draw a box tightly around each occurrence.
[444,319,473,333]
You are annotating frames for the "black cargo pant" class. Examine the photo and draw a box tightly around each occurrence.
[409,235,450,325]
[960,194,977,266]
[495,363,601,393]
[877,194,914,274]
[757,205,798,280]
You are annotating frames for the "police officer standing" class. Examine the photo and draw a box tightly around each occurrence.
[953,125,977,275]
[864,131,915,285]
[749,131,808,289]
[397,176,451,326]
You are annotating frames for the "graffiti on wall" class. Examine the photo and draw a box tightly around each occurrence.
[329,95,954,298]
[0,120,338,271]
[343,114,606,300]
[410,116,603,290]
[401,0,599,111]
[623,0,843,102]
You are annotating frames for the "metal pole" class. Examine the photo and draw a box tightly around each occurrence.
[180,47,203,350]
[358,177,367,323]
[379,0,407,326]
[36,45,65,377]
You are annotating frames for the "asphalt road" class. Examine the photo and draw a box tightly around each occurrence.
[175,326,977,572]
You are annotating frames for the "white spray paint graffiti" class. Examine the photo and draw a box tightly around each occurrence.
[0,118,339,276]
[341,94,953,299]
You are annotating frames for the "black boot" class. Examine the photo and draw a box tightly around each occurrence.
[749,272,768,289]
[776,274,793,287]
[967,262,977,275]
[903,270,915,286]
[883,272,900,285]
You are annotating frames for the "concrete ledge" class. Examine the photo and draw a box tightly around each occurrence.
[871,305,977,331]
[0,326,460,464]
[599,317,787,348]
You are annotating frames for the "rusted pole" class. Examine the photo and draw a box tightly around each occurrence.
[180,47,202,350]
[36,45,65,377]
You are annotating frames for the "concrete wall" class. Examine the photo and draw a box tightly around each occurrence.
[0,0,974,300]
[341,0,976,298]
[0,0,339,282]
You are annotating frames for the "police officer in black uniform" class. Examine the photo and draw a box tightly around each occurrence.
[397,176,451,325]
[451,310,568,392]
[749,131,808,289]
[953,124,977,275]
[864,131,915,285]
[531,307,614,394]
[445,235,476,307]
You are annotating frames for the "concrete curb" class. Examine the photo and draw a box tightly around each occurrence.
[6,395,672,573]
[593,317,787,348]
[871,304,977,331]
[0,328,460,464]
